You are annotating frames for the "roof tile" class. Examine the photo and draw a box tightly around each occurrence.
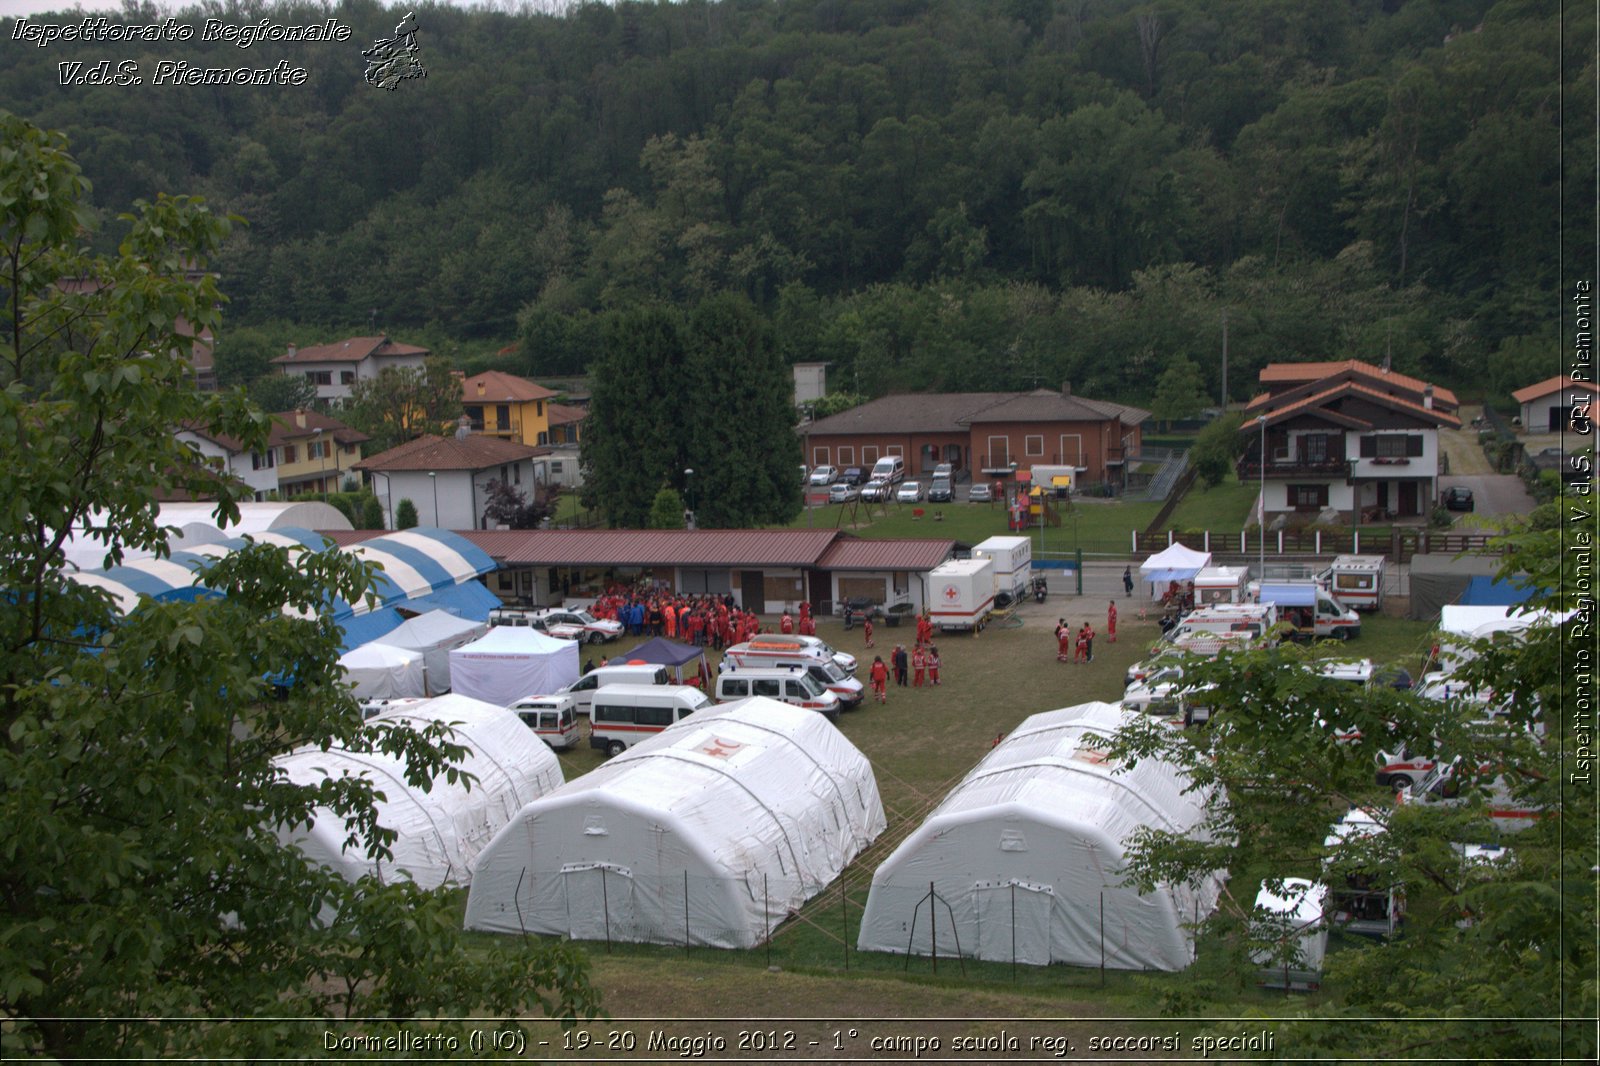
[354,433,546,472]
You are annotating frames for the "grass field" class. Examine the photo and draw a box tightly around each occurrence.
[479,600,1440,1032]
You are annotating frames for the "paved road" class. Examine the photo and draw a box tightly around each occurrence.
[1437,472,1538,523]
[1439,406,1494,476]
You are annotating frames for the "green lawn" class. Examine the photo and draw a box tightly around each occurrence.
[1165,473,1258,530]
[783,496,1162,557]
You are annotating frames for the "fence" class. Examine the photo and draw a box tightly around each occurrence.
[1131,527,1500,562]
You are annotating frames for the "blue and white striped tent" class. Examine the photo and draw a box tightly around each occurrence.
[66,527,498,631]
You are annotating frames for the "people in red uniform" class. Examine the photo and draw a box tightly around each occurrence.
[1107,600,1118,643]
[1074,624,1089,663]
[869,656,889,703]
[863,617,875,648]
[926,645,941,685]
[780,611,794,634]
[1056,619,1071,662]
[911,645,926,687]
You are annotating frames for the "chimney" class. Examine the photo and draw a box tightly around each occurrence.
[455,414,472,441]
[476,380,485,397]
[286,344,297,358]
[1423,384,1434,410]
[1060,380,1072,397]
[294,409,307,429]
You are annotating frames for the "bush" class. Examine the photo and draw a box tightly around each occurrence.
[361,495,385,530]
[396,498,418,529]
[1429,506,1453,528]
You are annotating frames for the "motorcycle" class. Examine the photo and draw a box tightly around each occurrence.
[1032,576,1049,604]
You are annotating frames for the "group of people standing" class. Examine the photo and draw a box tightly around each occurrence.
[866,612,943,704]
[1054,599,1120,663]
[589,586,766,650]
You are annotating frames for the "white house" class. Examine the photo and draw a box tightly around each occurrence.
[271,335,430,403]
[1238,360,1461,522]
[355,432,548,530]
[174,424,280,500]
[1512,375,1598,434]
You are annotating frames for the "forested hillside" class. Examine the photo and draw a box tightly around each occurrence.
[4,0,1588,404]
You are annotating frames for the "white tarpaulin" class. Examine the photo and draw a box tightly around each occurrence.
[274,695,563,889]
[337,641,426,699]
[856,702,1223,971]
[449,626,579,707]
[380,610,489,694]
[465,697,886,948]
[1139,542,1213,586]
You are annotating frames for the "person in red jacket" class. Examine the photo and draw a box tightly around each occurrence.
[780,611,794,634]
[863,616,875,649]
[868,655,889,704]
[1107,600,1118,643]
[926,645,942,685]
[911,644,926,687]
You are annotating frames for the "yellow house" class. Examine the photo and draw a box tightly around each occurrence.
[461,371,559,447]
[271,410,369,497]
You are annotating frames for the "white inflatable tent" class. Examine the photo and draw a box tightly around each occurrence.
[380,609,489,694]
[856,702,1223,971]
[274,694,563,889]
[449,626,580,707]
[336,641,427,699]
[465,697,885,948]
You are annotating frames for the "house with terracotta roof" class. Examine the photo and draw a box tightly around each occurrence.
[461,370,559,446]
[354,432,549,530]
[1238,360,1461,523]
[801,385,1148,488]
[174,424,279,500]
[1512,374,1598,434]
[174,410,369,500]
[269,410,370,497]
[271,335,430,402]
[545,402,586,445]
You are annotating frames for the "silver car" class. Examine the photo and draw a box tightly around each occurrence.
[861,479,891,502]
[968,483,993,502]
[828,482,860,503]
[896,481,924,503]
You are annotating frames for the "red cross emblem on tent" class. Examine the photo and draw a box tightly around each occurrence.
[943,584,960,601]
[697,737,744,760]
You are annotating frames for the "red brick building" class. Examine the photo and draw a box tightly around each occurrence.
[801,386,1148,487]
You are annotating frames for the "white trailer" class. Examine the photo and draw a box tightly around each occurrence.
[971,535,1032,607]
[1323,555,1386,611]
[1193,565,1251,605]
[927,557,996,633]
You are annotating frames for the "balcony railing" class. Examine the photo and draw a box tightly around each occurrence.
[1236,457,1353,479]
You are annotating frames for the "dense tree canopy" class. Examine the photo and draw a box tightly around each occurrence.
[0,0,1584,408]
[1098,494,1595,1060]
[0,112,597,1058]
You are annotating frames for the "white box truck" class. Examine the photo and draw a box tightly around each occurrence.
[971,535,1032,607]
[927,557,996,632]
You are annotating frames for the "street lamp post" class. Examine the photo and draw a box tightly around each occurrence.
[683,468,695,529]
[428,471,439,528]
[1257,415,1268,580]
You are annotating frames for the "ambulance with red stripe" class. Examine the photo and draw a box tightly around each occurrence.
[589,684,711,758]
[713,665,843,719]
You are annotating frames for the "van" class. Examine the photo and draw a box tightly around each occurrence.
[722,650,863,708]
[557,663,670,716]
[1165,603,1278,645]
[589,684,711,757]
[1258,582,1361,641]
[870,455,906,485]
[1193,565,1251,606]
[509,693,580,750]
[714,666,843,718]
[726,635,857,674]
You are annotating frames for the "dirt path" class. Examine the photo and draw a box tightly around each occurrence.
[1438,405,1494,476]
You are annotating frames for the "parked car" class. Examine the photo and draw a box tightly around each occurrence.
[838,467,865,486]
[933,462,955,481]
[531,608,624,643]
[1442,486,1475,512]
[968,483,993,503]
[828,482,860,503]
[927,477,953,503]
[861,479,892,502]
[896,481,924,503]
[809,464,839,486]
